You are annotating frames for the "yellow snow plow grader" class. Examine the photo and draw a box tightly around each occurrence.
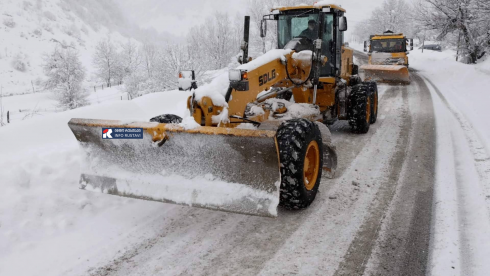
[68,4,378,217]
[361,31,413,83]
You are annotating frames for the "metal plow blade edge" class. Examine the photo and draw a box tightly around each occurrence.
[361,64,410,84]
[68,118,281,217]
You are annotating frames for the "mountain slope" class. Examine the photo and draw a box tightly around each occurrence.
[0,0,132,96]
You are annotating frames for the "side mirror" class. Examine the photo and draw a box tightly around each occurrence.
[364,41,368,52]
[339,16,348,32]
[260,19,267,38]
[410,39,414,51]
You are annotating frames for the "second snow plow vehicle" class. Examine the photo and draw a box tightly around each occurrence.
[68,4,378,217]
[362,31,413,83]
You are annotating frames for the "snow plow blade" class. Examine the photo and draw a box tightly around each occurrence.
[361,65,410,84]
[68,118,281,217]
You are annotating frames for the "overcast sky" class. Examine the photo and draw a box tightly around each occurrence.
[118,0,386,39]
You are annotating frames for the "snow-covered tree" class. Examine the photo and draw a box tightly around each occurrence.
[153,44,193,89]
[93,37,118,86]
[123,0,318,96]
[415,0,490,63]
[142,42,158,79]
[121,39,141,76]
[353,0,414,41]
[43,45,88,109]
[187,11,243,71]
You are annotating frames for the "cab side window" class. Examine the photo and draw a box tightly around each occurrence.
[320,14,334,76]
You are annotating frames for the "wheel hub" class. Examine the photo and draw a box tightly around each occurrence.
[304,141,320,191]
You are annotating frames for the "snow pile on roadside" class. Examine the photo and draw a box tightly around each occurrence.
[407,49,490,275]
[410,50,490,154]
[424,68,490,276]
[348,42,365,53]
[1,92,59,123]
[132,90,191,119]
[0,91,191,275]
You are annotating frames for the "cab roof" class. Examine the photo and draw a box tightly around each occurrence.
[271,3,346,13]
[371,34,406,40]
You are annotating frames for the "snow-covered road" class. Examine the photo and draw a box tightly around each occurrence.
[2,51,490,276]
[82,53,490,276]
[72,54,437,276]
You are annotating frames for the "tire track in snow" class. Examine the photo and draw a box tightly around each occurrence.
[88,78,409,276]
[359,73,436,276]
[331,52,436,276]
[332,84,412,276]
[334,73,438,275]
[258,87,407,276]
[84,51,426,276]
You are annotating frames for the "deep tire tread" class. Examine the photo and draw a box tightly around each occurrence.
[366,81,378,124]
[349,83,370,134]
[276,119,323,209]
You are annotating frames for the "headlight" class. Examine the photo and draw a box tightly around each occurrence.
[387,58,405,65]
[229,69,248,81]
[229,69,242,81]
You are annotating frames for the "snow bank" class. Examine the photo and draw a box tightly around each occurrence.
[0,92,186,274]
[410,49,490,155]
[0,86,276,274]
[132,90,191,118]
[425,71,490,276]
[407,49,490,275]
[0,100,157,275]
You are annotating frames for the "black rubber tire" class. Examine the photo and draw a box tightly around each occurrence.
[348,84,370,134]
[366,82,378,124]
[276,119,323,209]
[352,64,359,75]
[276,90,293,101]
[149,114,183,124]
[191,82,198,90]
[349,75,362,87]
[276,91,293,102]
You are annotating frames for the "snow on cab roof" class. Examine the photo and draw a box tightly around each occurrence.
[371,34,406,40]
[271,2,346,13]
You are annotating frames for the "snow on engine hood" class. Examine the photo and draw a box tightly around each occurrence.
[194,49,293,107]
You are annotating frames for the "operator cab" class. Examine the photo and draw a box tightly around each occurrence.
[262,5,348,77]
[365,31,414,53]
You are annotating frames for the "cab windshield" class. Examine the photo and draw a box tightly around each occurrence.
[370,39,406,53]
[277,12,320,49]
[277,12,335,76]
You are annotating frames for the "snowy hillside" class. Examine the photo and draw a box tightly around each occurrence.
[0,0,133,96]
